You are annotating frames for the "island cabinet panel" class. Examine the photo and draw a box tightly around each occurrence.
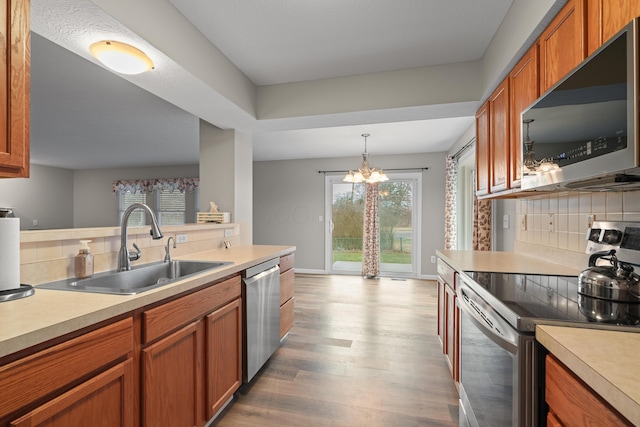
[0,317,133,424]
[437,258,459,384]
[205,298,242,419]
[141,321,203,427]
[140,273,243,427]
[475,100,490,196]
[545,354,633,426]
[538,0,586,93]
[0,0,29,178]
[489,79,510,193]
[142,274,241,344]
[10,359,134,427]
[279,253,295,338]
[509,44,539,188]
[587,0,640,55]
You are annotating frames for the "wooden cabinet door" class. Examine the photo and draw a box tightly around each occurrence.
[0,0,29,178]
[10,359,134,427]
[444,284,459,383]
[489,79,510,193]
[475,100,490,196]
[588,0,640,54]
[142,321,203,427]
[509,45,539,188]
[280,296,294,338]
[437,279,446,347]
[539,0,586,93]
[545,355,633,426]
[205,298,242,419]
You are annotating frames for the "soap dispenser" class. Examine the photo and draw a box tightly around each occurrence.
[75,240,94,279]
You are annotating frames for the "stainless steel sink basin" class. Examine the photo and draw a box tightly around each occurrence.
[37,260,232,295]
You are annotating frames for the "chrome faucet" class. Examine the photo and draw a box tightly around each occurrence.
[164,236,176,263]
[117,203,164,271]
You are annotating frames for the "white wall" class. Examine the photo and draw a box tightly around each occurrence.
[253,152,446,276]
[0,164,74,230]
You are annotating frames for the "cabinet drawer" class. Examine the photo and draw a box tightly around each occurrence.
[0,318,133,419]
[280,297,294,339]
[10,358,134,427]
[143,274,241,344]
[545,355,632,426]
[437,258,456,288]
[280,268,295,305]
[280,252,295,273]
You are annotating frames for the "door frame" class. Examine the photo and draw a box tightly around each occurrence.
[324,172,422,277]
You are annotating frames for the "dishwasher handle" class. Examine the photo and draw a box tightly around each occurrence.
[244,257,279,278]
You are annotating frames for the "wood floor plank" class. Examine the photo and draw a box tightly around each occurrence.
[212,274,459,426]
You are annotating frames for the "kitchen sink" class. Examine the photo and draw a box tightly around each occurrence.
[37,260,233,295]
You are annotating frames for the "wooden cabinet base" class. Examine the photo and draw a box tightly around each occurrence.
[10,359,134,427]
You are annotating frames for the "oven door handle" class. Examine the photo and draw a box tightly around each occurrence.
[457,283,519,354]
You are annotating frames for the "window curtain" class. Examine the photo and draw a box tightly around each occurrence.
[362,182,380,278]
[444,155,458,250]
[112,177,199,194]
[472,197,492,250]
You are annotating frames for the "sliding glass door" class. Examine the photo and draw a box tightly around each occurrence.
[326,173,420,276]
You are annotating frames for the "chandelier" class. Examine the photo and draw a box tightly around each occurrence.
[343,134,389,183]
[522,119,560,173]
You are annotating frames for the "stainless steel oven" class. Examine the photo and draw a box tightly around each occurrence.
[457,221,640,427]
[457,276,539,427]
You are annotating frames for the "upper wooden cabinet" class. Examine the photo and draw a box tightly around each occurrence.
[0,0,30,178]
[539,0,586,93]
[587,0,640,54]
[509,45,539,188]
[489,80,510,193]
[475,100,490,196]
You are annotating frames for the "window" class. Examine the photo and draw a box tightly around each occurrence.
[113,178,199,226]
[157,190,186,225]
[118,192,147,226]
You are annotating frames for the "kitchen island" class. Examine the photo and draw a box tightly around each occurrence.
[437,249,640,426]
[0,244,295,427]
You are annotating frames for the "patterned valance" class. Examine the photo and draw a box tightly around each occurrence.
[112,177,199,194]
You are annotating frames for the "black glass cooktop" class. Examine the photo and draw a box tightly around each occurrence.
[462,271,640,330]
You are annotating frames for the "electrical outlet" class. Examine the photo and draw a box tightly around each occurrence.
[521,214,527,231]
[548,213,554,233]
[503,214,509,229]
[32,219,38,226]
[586,214,595,229]
[224,229,232,237]
[176,234,188,243]
[431,256,436,264]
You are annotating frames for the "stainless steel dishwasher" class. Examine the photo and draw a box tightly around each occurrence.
[242,257,280,382]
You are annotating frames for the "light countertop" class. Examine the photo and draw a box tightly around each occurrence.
[436,249,582,276]
[0,245,294,359]
[537,325,640,425]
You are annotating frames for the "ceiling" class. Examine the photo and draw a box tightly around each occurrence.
[29,0,516,169]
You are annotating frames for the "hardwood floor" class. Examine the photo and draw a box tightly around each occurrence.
[212,274,459,426]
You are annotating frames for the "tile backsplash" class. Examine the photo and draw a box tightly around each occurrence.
[516,190,640,255]
[20,223,240,285]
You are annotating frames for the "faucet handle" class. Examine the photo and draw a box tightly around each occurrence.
[129,243,142,261]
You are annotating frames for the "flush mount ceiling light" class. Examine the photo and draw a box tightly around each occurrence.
[343,134,389,184]
[89,40,154,75]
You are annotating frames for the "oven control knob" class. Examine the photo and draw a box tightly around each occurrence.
[602,229,622,245]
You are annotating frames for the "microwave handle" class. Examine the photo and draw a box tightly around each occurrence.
[457,282,519,354]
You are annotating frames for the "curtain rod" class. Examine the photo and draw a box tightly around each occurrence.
[318,167,429,174]
[451,137,475,160]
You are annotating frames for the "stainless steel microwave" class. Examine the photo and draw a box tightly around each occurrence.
[521,18,640,191]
